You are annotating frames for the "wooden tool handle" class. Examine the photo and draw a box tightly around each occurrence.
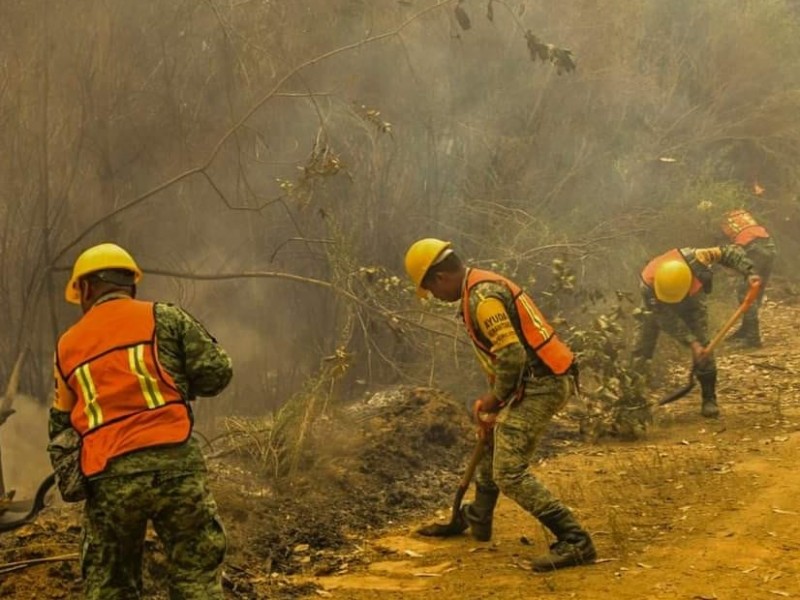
[706,281,761,354]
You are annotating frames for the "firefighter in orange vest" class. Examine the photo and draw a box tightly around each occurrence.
[48,243,232,599]
[720,209,776,347]
[405,239,595,572]
[633,246,759,418]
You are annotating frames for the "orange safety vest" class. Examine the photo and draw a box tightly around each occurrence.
[56,298,190,477]
[461,268,574,376]
[721,209,769,246]
[640,248,704,298]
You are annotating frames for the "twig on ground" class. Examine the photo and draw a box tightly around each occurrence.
[0,553,79,575]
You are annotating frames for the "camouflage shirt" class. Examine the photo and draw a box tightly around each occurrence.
[642,245,754,344]
[50,295,233,478]
[461,278,546,404]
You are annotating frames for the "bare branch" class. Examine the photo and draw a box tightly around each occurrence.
[52,0,459,263]
[143,268,463,343]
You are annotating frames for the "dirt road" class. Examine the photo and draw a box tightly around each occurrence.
[305,428,799,599]
[301,301,800,600]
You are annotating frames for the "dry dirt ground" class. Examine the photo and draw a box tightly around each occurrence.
[296,299,800,600]
[1,298,799,600]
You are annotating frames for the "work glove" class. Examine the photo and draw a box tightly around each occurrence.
[747,274,762,289]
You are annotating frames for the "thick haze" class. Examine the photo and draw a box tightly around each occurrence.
[1,1,799,488]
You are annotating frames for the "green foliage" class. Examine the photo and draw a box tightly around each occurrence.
[542,260,652,440]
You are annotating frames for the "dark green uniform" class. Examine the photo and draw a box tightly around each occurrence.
[632,246,754,415]
[733,236,776,345]
[49,298,232,600]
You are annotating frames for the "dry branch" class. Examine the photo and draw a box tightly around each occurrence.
[0,553,79,576]
[140,267,465,344]
[52,0,460,263]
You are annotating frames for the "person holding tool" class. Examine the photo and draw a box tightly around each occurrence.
[49,243,233,599]
[720,208,776,347]
[404,238,595,572]
[632,245,761,418]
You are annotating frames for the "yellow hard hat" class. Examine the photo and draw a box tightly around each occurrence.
[653,260,692,303]
[65,243,142,304]
[404,238,452,298]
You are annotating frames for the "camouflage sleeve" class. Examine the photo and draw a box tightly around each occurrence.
[694,246,753,276]
[492,344,528,402]
[718,244,755,276]
[155,303,233,399]
[472,285,527,402]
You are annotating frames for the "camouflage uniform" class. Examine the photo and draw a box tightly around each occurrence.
[461,278,592,562]
[733,236,776,345]
[49,297,232,600]
[632,246,754,416]
[473,375,574,517]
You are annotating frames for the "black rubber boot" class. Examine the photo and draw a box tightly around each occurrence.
[727,326,746,341]
[741,317,762,347]
[461,485,499,542]
[697,369,720,418]
[530,506,596,572]
[732,314,762,347]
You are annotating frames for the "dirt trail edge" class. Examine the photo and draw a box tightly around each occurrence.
[299,301,800,600]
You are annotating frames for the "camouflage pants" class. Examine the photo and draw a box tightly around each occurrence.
[82,470,226,600]
[632,294,716,377]
[738,239,776,339]
[474,375,573,518]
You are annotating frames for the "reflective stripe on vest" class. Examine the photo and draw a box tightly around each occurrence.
[721,209,770,246]
[74,363,102,429]
[461,268,574,376]
[56,299,190,476]
[640,248,703,297]
[128,343,168,409]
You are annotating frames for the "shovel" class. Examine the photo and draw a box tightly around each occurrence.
[659,281,761,406]
[0,473,56,533]
[417,439,485,537]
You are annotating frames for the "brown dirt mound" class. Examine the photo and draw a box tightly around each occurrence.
[0,386,477,599]
[215,386,474,575]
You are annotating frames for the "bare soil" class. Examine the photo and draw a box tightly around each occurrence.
[2,299,799,600]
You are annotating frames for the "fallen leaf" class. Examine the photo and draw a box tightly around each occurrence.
[772,508,798,515]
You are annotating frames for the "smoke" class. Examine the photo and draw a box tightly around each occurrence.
[1,395,51,499]
[2,0,800,422]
